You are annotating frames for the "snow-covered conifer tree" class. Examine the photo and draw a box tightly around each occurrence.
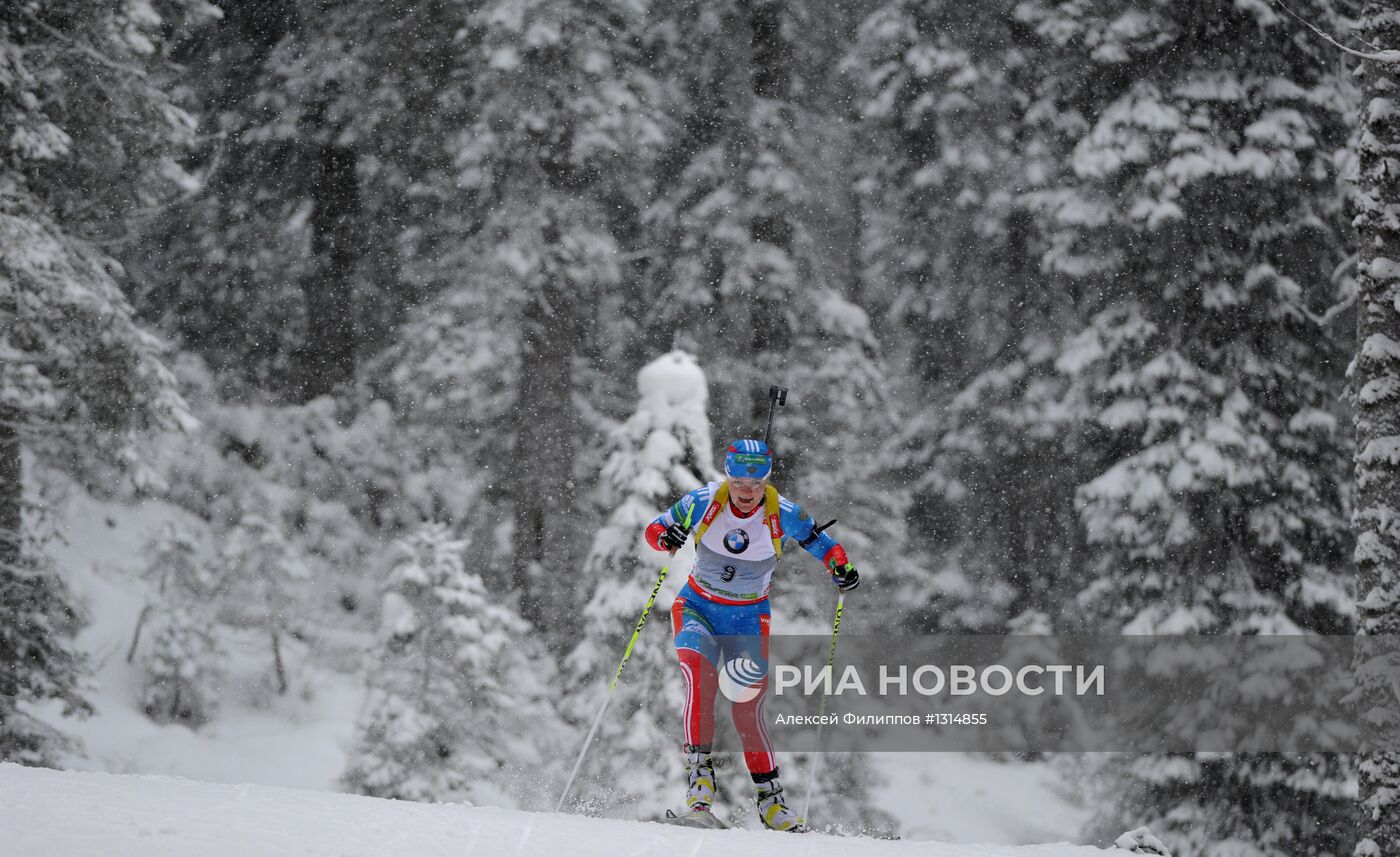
[645,1,823,444]
[856,0,1364,848]
[1348,7,1400,854]
[129,0,482,394]
[131,524,222,726]
[846,0,1088,632]
[1,0,209,761]
[140,611,221,726]
[379,0,666,638]
[1005,2,1359,853]
[783,296,909,629]
[217,499,308,696]
[846,0,1044,388]
[343,522,552,806]
[0,546,89,765]
[1008,0,1356,636]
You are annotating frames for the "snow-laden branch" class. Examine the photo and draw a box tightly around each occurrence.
[1269,0,1400,63]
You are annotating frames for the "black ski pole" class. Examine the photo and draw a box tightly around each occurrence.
[764,386,787,446]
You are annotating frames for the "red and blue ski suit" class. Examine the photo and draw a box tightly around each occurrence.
[645,481,849,776]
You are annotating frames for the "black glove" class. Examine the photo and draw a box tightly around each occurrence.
[832,563,860,592]
[659,522,690,551]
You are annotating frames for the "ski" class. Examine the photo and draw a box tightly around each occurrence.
[657,808,730,830]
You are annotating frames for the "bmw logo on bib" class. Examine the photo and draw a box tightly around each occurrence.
[723,528,750,554]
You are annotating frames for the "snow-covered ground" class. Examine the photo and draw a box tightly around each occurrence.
[37,473,365,791]
[0,764,1108,857]
[875,754,1089,845]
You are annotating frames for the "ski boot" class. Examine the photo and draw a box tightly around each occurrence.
[684,744,717,812]
[754,771,808,833]
[660,745,727,828]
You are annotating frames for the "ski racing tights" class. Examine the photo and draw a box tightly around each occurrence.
[670,581,776,775]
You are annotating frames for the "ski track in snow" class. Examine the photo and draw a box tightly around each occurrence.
[0,764,1113,857]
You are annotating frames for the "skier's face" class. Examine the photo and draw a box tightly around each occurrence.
[729,477,765,509]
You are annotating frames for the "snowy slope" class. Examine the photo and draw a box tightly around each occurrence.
[35,469,366,791]
[876,754,1088,845]
[0,764,1110,857]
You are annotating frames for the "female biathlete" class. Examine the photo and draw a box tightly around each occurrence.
[645,439,860,832]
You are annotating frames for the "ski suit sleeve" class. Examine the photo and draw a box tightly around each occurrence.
[778,497,849,576]
[644,483,715,552]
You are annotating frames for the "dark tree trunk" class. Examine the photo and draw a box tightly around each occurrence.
[126,604,154,664]
[299,144,360,400]
[0,421,19,571]
[746,0,792,103]
[271,628,288,695]
[512,278,579,632]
